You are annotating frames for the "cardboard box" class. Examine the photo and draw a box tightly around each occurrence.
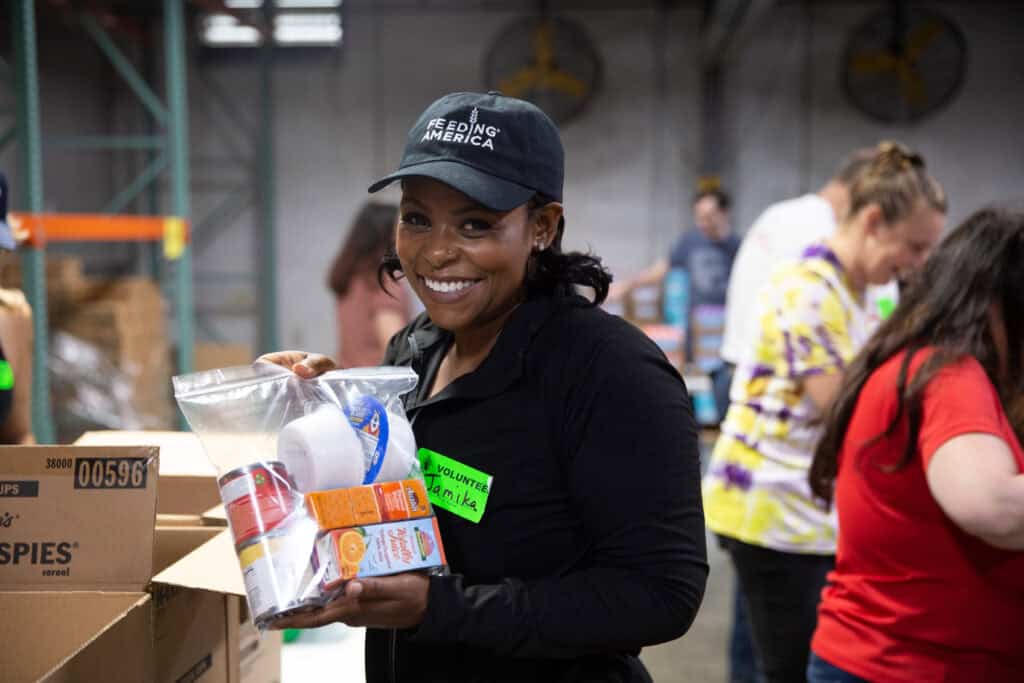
[202,503,229,526]
[152,517,281,683]
[196,343,255,373]
[75,431,221,515]
[637,324,686,373]
[0,591,153,683]
[625,285,662,324]
[690,303,725,369]
[48,277,176,436]
[154,530,281,683]
[239,623,282,683]
[0,445,281,683]
[0,253,84,295]
[0,445,160,682]
[153,517,233,683]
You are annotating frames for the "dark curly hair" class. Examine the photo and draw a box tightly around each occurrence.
[377,193,612,305]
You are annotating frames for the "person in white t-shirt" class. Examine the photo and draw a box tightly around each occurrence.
[714,149,895,683]
[721,150,900,368]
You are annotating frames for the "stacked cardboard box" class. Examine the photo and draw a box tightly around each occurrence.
[690,304,726,373]
[0,443,283,682]
[76,430,281,682]
[0,433,283,683]
[52,277,175,431]
[195,343,254,372]
[75,430,221,516]
[624,284,662,325]
[637,323,685,373]
[0,252,85,303]
[0,254,176,436]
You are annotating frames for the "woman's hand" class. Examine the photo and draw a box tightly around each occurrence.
[255,350,338,379]
[269,572,430,630]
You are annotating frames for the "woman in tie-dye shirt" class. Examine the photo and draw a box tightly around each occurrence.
[703,142,947,683]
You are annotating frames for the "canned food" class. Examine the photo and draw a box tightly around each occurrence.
[219,461,299,548]
[237,518,321,628]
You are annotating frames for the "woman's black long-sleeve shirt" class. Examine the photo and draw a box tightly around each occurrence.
[367,292,708,682]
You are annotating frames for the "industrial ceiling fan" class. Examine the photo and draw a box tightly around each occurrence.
[841,3,967,124]
[483,5,602,125]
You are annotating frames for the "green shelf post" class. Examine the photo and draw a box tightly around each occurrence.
[12,0,55,443]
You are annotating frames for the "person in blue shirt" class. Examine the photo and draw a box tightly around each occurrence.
[613,188,740,413]
[668,189,739,315]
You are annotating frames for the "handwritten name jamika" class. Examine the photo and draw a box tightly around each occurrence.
[417,448,493,524]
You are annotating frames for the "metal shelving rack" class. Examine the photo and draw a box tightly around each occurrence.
[6,0,196,441]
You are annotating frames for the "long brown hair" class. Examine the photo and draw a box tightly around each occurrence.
[809,208,1024,506]
[328,202,398,297]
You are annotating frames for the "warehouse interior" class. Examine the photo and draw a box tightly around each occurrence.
[0,0,1021,681]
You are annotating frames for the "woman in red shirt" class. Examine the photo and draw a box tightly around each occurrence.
[807,208,1024,683]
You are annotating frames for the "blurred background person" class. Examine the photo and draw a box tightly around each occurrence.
[703,142,946,683]
[721,148,884,371]
[0,172,34,444]
[612,188,739,414]
[714,149,876,683]
[807,208,1024,683]
[327,201,412,368]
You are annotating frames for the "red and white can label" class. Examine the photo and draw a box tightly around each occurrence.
[219,462,298,547]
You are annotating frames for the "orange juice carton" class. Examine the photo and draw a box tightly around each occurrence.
[314,517,446,591]
[305,478,431,530]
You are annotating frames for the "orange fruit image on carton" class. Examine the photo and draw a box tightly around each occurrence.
[315,517,446,591]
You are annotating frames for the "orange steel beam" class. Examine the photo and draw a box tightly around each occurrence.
[9,212,189,248]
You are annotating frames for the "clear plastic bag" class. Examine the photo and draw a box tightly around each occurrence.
[173,363,446,630]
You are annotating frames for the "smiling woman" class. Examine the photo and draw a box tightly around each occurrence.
[260,91,708,683]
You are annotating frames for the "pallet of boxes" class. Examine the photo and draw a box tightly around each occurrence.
[624,283,686,373]
[623,282,720,426]
[0,254,176,440]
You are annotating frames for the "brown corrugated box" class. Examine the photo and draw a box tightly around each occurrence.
[0,444,280,683]
[81,432,279,683]
[153,530,282,683]
[75,430,221,515]
[624,284,662,325]
[0,445,159,682]
[195,343,255,373]
[203,503,229,526]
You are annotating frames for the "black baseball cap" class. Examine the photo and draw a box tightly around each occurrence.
[368,91,564,211]
[0,173,16,251]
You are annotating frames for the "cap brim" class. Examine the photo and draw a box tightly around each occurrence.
[367,160,535,212]
[0,221,15,251]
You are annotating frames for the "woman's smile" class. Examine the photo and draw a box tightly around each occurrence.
[419,275,482,301]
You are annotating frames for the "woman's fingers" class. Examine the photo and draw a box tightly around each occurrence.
[293,353,338,378]
[254,351,338,378]
[265,575,429,631]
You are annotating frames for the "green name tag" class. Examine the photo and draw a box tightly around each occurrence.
[0,360,13,390]
[417,448,493,524]
[876,297,896,320]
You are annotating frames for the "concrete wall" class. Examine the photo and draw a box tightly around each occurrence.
[7,2,1023,361]
[725,2,1024,237]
